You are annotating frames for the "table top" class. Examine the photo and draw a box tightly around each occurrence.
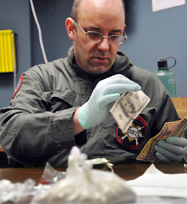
[0,163,186,183]
[0,163,187,204]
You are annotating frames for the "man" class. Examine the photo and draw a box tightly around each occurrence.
[0,0,187,167]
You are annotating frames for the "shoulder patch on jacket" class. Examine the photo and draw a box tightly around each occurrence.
[12,74,24,99]
[116,116,148,150]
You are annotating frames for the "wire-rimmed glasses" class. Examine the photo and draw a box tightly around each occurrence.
[75,22,127,45]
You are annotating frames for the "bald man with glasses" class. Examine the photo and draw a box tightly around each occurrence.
[0,0,186,167]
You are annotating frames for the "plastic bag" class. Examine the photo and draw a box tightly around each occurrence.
[31,146,137,203]
[38,162,66,185]
[0,179,35,203]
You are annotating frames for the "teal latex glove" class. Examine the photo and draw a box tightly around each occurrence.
[154,136,187,163]
[78,74,141,129]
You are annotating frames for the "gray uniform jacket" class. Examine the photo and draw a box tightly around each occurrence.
[0,46,180,167]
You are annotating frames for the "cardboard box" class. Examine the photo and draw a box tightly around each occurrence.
[171,97,187,119]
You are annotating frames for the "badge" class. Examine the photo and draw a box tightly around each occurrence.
[116,116,148,150]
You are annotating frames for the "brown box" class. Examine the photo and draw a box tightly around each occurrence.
[171,97,187,119]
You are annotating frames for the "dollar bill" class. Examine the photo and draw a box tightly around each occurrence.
[136,117,187,162]
[110,90,150,134]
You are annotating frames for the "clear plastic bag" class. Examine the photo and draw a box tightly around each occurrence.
[31,146,137,204]
[38,162,66,185]
[0,179,35,203]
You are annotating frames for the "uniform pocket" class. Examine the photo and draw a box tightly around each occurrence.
[50,89,77,112]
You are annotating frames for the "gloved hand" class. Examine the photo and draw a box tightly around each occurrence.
[154,136,187,163]
[78,74,141,129]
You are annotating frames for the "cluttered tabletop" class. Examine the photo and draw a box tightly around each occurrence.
[0,162,187,204]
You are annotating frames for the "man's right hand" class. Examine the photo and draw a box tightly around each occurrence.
[78,74,141,129]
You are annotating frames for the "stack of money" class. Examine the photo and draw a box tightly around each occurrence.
[87,158,114,172]
[110,90,150,134]
[136,117,187,162]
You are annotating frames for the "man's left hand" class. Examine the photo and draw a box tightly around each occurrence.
[154,136,187,163]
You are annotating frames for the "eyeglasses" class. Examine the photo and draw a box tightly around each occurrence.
[75,22,127,45]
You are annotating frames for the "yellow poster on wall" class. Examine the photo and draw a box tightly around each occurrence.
[0,30,16,73]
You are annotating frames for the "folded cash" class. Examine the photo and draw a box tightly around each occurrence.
[110,90,150,133]
[137,117,187,162]
[86,158,114,172]
[184,163,187,169]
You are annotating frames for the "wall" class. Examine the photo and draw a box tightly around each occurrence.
[0,0,31,108]
[124,0,187,97]
[0,0,187,109]
[30,0,73,65]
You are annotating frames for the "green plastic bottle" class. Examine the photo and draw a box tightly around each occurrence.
[154,57,176,98]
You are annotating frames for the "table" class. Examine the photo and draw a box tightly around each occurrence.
[0,163,187,203]
[1,163,186,183]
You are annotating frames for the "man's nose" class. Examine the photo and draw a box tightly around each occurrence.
[97,36,110,50]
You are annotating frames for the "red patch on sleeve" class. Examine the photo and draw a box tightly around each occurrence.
[12,74,24,99]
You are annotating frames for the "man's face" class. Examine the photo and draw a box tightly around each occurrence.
[72,0,125,75]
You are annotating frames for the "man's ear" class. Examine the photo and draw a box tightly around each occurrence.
[65,18,75,41]
[123,24,126,32]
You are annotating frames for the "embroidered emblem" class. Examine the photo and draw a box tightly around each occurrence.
[12,74,24,99]
[116,116,148,150]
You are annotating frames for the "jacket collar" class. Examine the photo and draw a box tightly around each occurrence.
[67,45,133,79]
